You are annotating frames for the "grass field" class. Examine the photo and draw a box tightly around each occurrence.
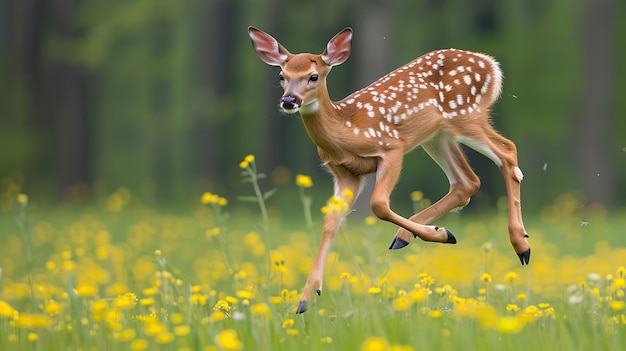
[1,161,626,350]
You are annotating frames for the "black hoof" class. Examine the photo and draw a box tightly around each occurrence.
[389,237,409,250]
[517,249,531,265]
[444,229,457,244]
[295,300,307,314]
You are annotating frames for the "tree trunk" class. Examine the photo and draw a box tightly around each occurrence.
[577,0,614,205]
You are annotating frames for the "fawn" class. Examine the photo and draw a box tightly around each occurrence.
[248,26,530,314]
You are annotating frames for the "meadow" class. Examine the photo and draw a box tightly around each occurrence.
[1,156,625,350]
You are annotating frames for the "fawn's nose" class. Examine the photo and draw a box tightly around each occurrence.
[280,94,302,112]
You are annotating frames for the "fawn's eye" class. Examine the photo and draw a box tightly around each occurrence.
[309,74,319,82]
[278,73,285,81]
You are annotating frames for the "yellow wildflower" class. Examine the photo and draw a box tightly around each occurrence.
[44,300,61,315]
[139,298,154,307]
[244,154,255,163]
[429,310,443,318]
[156,331,174,344]
[75,283,98,297]
[0,301,18,318]
[16,193,29,206]
[286,328,299,336]
[215,329,243,351]
[295,174,313,188]
[174,325,190,336]
[251,303,271,317]
[410,191,423,202]
[496,317,524,334]
[119,329,136,341]
[27,332,38,342]
[392,297,411,312]
[236,290,253,299]
[368,287,382,295]
[480,273,492,284]
[364,216,377,226]
[282,319,295,328]
[610,301,625,311]
[361,336,390,351]
[130,339,148,351]
[506,304,520,312]
[15,313,50,328]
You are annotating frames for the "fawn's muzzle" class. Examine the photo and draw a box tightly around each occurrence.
[280,95,302,112]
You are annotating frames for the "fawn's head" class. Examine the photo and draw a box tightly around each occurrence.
[248,27,352,114]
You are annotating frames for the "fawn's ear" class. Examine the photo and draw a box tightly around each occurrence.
[248,26,290,67]
[321,28,352,67]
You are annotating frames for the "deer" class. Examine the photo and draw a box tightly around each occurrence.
[248,26,530,314]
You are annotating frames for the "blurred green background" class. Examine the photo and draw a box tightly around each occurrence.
[1,0,624,213]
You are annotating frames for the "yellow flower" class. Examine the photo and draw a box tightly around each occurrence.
[0,301,18,318]
[75,283,98,297]
[139,298,154,307]
[244,154,255,163]
[143,287,159,296]
[364,216,377,226]
[191,293,207,306]
[410,191,423,202]
[16,193,29,205]
[286,328,299,336]
[218,197,228,206]
[392,297,411,312]
[156,332,174,345]
[614,278,626,289]
[15,314,50,328]
[119,329,136,341]
[201,192,213,204]
[130,339,149,351]
[27,332,38,342]
[505,271,519,283]
[239,161,249,169]
[506,304,520,312]
[236,290,253,299]
[251,303,271,317]
[174,325,190,336]
[282,319,295,328]
[44,300,61,315]
[480,273,492,284]
[295,174,313,188]
[225,296,238,305]
[368,287,382,295]
[206,227,221,237]
[215,329,243,351]
[429,310,443,318]
[496,317,524,334]
[320,336,333,344]
[209,311,226,322]
[517,293,527,301]
[361,336,390,351]
[610,301,625,311]
[113,294,136,309]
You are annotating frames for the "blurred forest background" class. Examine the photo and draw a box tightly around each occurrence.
[1,0,624,214]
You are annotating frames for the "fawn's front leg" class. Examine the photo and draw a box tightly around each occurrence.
[296,165,362,314]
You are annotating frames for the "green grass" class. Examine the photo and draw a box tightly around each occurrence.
[1,174,626,350]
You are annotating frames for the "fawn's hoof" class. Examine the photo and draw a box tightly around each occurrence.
[444,229,457,244]
[389,237,409,250]
[295,300,308,314]
[517,248,531,265]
